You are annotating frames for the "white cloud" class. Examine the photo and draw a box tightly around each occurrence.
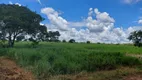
[37,0,42,5]
[15,3,21,6]
[138,19,142,24]
[41,7,69,31]
[41,7,142,43]
[123,0,141,4]
[88,8,93,16]
[86,8,114,32]
[69,22,86,27]
[94,8,115,23]
[9,1,21,6]
[9,1,13,4]
[40,23,44,26]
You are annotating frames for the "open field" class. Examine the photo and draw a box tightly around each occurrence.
[0,42,142,80]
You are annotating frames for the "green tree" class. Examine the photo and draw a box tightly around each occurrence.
[87,41,91,44]
[62,39,66,43]
[0,4,47,47]
[69,39,75,43]
[128,30,142,47]
[48,31,60,42]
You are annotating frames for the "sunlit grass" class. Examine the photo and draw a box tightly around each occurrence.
[0,42,142,79]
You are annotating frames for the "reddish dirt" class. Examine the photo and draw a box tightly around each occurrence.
[1,56,142,80]
[0,57,35,80]
[124,74,142,80]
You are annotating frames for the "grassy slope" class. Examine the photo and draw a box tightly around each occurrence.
[0,42,142,80]
[13,42,142,54]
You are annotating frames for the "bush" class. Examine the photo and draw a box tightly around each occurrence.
[62,40,66,43]
[84,52,141,71]
[69,39,75,43]
[0,40,8,48]
[0,48,8,56]
[87,41,91,44]
[31,41,39,48]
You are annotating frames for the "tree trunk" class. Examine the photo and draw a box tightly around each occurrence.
[8,36,15,48]
[8,39,13,47]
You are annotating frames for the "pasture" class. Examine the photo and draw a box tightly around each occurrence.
[0,42,142,80]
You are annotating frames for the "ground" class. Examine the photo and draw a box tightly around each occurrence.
[0,57,35,80]
[50,67,142,80]
[124,74,142,80]
[0,57,142,80]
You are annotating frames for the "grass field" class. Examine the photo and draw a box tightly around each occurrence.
[0,42,142,80]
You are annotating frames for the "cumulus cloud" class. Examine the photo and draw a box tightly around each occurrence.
[138,19,142,24]
[123,0,141,4]
[41,7,142,43]
[9,1,22,6]
[41,7,69,31]
[69,22,86,28]
[15,3,22,6]
[86,8,115,32]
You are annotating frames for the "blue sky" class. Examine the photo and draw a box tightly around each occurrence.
[1,0,142,43]
[1,0,142,27]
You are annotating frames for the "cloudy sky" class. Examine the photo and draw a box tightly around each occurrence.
[1,0,142,43]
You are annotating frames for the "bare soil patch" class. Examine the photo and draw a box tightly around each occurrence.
[0,57,35,80]
[50,67,142,80]
[124,73,142,80]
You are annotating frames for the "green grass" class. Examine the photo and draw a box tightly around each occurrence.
[0,42,142,80]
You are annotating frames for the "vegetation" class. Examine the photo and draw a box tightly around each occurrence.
[62,39,66,43]
[0,4,47,47]
[87,41,91,44]
[0,42,142,80]
[128,30,142,47]
[69,39,75,43]
[0,4,61,48]
[0,3,142,80]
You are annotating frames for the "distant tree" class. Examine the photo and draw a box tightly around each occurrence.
[62,40,66,43]
[97,42,101,44]
[16,35,25,42]
[69,39,75,43]
[128,30,142,47]
[87,41,91,44]
[48,31,60,42]
[0,4,47,47]
[29,37,39,48]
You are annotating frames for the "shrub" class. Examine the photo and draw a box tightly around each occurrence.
[69,39,75,43]
[87,41,91,44]
[62,40,66,43]
[0,48,8,56]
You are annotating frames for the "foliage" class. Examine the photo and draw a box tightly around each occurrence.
[1,42,142,80]
[0,4,47,47]
[62,40,66,43]
[128,30,142,47]
[47,31,60,42]
[16,35,25,42]
[69,39,75,43]
[29,38,39,48]
[0,40,8,48]
[87,41,91,44]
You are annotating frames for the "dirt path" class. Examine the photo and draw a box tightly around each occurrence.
[126,54,142,60]
[1,56,142,80]
[50,67,142,80]
[0,57,35,80]
[124,74,142,80]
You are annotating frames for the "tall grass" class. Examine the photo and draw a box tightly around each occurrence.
[0,42,142,80]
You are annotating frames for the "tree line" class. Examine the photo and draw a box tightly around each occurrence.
[0,4,141,47]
